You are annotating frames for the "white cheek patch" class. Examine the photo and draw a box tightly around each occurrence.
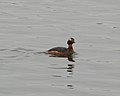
[68,38,72,41]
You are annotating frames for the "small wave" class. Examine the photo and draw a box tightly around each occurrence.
[4,55,19,59]
[33,51,47,55]
[48,67,67,69]
[10,47,34,52]
[0,49,8,51]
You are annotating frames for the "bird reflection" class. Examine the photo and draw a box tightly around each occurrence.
[67,63,74,89]
[67,55,75,62]
[67,63,74,76]
[67,84,74,89]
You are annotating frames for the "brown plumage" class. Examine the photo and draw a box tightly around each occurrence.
[47,38,75,57]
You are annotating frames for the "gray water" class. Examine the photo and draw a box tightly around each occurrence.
[0,0,120,96]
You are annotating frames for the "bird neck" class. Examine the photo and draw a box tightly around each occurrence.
[68,44,73,51]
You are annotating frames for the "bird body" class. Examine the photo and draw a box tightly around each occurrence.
[47,38,75,57]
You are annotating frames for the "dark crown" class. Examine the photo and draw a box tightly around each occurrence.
[67,38,75,44]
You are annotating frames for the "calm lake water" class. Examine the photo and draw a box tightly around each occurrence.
[0,0,120,96]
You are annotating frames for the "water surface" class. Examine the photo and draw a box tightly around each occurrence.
[0,0,120,96]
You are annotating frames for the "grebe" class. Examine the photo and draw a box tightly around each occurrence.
[47,38,75,57]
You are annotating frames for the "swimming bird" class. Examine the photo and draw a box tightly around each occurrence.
[47,38,75,57]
